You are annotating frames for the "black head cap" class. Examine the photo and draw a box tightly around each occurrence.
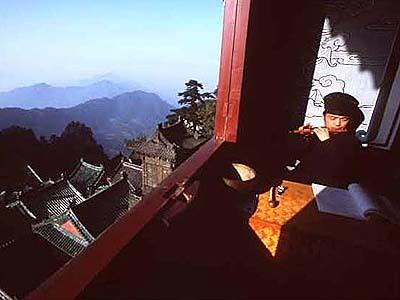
[323,92,365,129]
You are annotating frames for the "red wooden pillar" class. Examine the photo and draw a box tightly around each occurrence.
[216,0,326,173]
[214,0,251,142]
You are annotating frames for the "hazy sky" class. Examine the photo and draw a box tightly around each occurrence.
[0,0,223,103]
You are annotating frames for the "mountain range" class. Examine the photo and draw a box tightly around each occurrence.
[0,91,174,155]
[0,80,133,109]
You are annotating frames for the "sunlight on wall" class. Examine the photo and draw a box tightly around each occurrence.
[304,10,398,132]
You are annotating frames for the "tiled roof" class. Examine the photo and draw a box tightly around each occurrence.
[25,164,43,186]
[112,161,143,194]
[0,232,69,299]
[21,179,85,220]
[72,178,140,238]
[179,136,207,150]
[130,130,177,161]
[54,210,95,243]
[6,200,37,221]
[33,218,90,257]
[0,288,12,300]
[108,152,124,175]
[160,119,207,149]
[69,159,105,197]
[0,204,75,297]
[128,120,206,162]
[106,154,141,180]
[159,119,188,144]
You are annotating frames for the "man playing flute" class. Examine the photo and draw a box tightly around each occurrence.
[286,92,365,188]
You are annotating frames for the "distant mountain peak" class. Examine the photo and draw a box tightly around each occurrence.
[112,90,159,101]
[32,83,52,88]
[0,90,174,156]
[89,80,115,86]
[0,81,133,109]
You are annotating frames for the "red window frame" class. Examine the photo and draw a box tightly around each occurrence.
[25,1,251,299]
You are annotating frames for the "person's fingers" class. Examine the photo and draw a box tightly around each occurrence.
[314,127,328,133]
[314,127,330,141]
[299,123,312,130]
[313,128,320,135]
[313,127,321,133]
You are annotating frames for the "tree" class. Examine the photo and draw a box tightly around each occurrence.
[54,121,108,174]
[0,126,42,191]
[167,80,216,138]
[197,97,217,138]
[0,122,110,191]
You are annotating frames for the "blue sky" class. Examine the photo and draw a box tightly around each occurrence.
[0,0,223,103]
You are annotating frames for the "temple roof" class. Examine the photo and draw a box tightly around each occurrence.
[0,231,69,298]
[0,288,12,300]
[159,119,206,150]
[58,210,95,242]
[33,217,91,257]
[6,200,37,221]
[73,177,140,238]
[111,161,142,194]
[25,165,44,188]
[127,119,206,162]
[0,188,90,296]
[106,152,125,178]
[129,130,176,161]
[69,159,105,197]
[21,179,85,220]
[107,153,141,180]
[0,203,33,249]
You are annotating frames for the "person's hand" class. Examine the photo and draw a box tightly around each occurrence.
[297,123,313,135]
[313,127,330,141]
[298,123,312,131]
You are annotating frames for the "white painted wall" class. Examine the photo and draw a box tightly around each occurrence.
[304,0,400,132]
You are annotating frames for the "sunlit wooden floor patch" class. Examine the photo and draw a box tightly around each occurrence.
[249,180,314,256]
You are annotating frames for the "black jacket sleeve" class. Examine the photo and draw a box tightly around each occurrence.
[287,133,362,188]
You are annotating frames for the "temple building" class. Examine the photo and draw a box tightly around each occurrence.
[25,165,44,190]
[32,217,92,257]
[0,201,70,299]
[21,178,86,221]
[72,175,139,238]
[126,119,206,194]
[0,158,142,298]
[110,157,143,196]
[69,159,105,197]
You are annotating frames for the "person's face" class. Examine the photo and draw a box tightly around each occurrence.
[324,113,350,132]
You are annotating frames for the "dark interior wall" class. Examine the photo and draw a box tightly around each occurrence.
[235,1,325,173]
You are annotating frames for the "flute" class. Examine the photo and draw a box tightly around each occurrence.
[289,127,321,135]
[289,127,345,134]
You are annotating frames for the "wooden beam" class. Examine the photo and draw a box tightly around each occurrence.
[215,0,251,142]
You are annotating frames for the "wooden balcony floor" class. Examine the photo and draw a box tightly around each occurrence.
[249,180,400,298]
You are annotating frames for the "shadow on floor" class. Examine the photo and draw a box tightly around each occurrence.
[79,176,280,299]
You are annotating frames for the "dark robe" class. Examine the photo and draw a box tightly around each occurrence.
[286,132,362,188]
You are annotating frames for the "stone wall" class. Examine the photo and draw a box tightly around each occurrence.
[143,156,172,194]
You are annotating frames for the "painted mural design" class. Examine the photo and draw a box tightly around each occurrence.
[304,0,399,132]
